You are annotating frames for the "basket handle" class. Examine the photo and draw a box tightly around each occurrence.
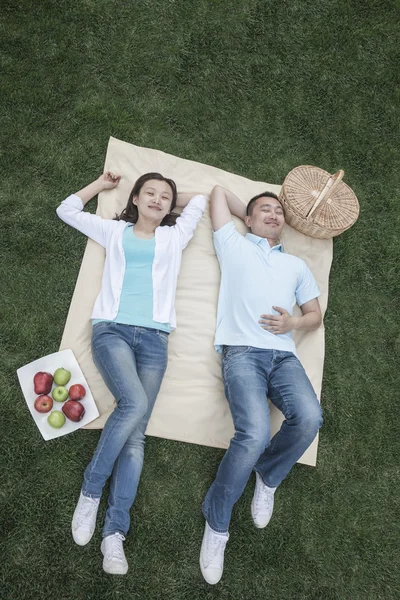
[306,170,344,219]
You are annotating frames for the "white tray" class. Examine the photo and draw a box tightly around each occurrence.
[17,348,99,441]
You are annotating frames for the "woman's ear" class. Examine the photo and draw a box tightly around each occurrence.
[132,195,138,206]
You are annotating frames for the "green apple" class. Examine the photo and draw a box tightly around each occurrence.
[47,410,66,428]
[53,367,71,386]
[52,386,69,402]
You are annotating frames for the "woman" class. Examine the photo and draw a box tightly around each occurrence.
[56,171,206,575]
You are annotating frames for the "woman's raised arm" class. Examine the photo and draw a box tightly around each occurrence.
[76,172,121,206]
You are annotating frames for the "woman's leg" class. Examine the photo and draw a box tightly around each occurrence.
[82,323,150,500]
[102,327,168,537]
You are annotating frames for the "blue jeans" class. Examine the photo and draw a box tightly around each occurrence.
[202,347,323,533]
[82,322,168,537]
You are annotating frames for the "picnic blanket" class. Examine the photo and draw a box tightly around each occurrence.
[59,137,332,466]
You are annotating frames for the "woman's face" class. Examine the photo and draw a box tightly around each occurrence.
[133,179,173,223]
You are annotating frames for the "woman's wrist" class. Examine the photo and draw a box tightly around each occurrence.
[75,180,105,205]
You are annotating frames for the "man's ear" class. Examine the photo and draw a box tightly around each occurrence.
[244,215,251,228]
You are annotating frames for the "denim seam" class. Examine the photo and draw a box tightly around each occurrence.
[86,344,138,484]
[265,382,289,461]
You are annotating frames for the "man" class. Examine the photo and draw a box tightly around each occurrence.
[200,185,323,584]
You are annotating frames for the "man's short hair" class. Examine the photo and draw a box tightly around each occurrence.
[246,192,285,217]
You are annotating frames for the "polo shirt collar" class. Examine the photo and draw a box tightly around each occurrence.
[245,232,282,252]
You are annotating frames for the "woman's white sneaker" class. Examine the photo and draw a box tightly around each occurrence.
[199,522,229,585]
[71,492,100,545]
[101,532,128,575]
[251,472,276,528]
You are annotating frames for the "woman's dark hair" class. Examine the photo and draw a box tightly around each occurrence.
[114,173,178,226]
[246,191,285,217]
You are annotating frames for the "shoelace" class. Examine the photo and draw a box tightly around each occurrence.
[104,533,126,562]
[206,534,228,568]
[76,496,99,529]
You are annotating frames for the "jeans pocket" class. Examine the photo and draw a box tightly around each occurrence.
[223,345,250,357]
[92,321,113,331]
[156,330,169,345]
[222,346,251,371]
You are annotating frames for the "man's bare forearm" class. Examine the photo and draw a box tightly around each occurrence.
[291,311,322,331]
[218,186,246,220]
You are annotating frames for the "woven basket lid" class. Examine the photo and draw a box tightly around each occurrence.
[281,166,359,231]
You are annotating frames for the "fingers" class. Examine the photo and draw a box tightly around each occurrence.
[259,319,281,334]
[260,325,281,334]
[272,305,287,315]
[104,171,121,182]
[259,313,284,334]
[260,314,279,321]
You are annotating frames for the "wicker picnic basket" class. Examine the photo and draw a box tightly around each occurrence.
[279,166,359,239]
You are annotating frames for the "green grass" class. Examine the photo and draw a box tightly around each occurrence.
[1,0,399,598]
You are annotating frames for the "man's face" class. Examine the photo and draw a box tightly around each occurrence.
[244,196,285,240]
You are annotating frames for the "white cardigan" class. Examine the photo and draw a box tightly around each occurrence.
[56,194,207,329]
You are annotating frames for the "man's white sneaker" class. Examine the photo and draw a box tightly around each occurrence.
[199,522,229,585]
[251,471,276,528]
[71,492,100,546]
[101,532,128,575]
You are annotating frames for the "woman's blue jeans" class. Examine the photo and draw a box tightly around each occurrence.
[82,322,168,537]
[202,347,323,533]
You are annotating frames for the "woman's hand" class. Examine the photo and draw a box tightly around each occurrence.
[98,171,121,190]
[75,172,121,205]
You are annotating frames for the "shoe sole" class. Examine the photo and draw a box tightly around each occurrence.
[103,564,128,575]
[199,557,222,585]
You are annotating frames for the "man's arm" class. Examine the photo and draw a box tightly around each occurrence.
[259,298,322,334]
[210,185,247,231]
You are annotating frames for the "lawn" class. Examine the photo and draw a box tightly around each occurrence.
[1,1,399,599]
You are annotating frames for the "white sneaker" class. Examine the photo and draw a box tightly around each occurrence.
[101,532,128,575]
[71,492,100,546]
[251,472,276,528]
[199,522,229,585]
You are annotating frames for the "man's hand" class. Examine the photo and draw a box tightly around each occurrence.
[259,306,296,334]
[259,299,322,334]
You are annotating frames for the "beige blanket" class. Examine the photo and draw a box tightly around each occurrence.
[60,137,332,466]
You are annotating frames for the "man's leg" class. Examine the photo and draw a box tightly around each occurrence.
[202,347,272,532]
[254,350,323,488]
[200,347,272,584]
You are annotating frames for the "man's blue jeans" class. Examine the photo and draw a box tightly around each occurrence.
[202,347,323,533]
[82,322,168,537]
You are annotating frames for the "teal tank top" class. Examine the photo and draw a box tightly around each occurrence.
[93,226,170,332]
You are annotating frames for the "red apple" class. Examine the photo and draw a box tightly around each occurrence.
[69,384,86,401]
[62,400,85,422]
[34,371,53,395]
[34,395,53,413]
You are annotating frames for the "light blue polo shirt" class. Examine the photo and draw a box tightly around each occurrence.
[213,221,320,355]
